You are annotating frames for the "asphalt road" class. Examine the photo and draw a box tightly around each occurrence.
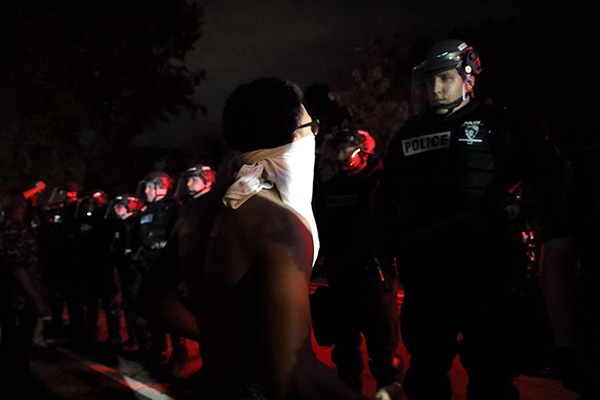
[22,286,582,400]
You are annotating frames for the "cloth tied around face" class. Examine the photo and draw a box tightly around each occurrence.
[221,162,273,210]
[222,134,320,265]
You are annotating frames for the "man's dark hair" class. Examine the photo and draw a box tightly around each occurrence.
[223,77,304,152]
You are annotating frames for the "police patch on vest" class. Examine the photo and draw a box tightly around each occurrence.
[459,120,485,145]
[326,194,358,208]
[140,214,154,224]
[402,131,451,156]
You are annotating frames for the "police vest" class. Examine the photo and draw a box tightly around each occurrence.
[387,101,530,235]
[313,158,383,259]
[139,199,176,249]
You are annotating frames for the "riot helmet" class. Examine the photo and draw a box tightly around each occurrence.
[411,39,481,115]
[75,190,108,218]
[47,181,83,208]
[175,164,216,200]
[317,128,375,180]
[106,194,143,220]
[137,171,173,203]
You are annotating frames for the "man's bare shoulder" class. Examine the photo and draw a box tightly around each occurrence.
[213,188,313,260]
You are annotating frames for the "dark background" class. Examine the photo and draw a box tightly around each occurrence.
[1,0,596,197]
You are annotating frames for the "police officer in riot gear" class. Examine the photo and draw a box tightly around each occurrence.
[69,190,122,346]
[378,39,572,400]
[38,181,82,339]
[106,194,144,351]
[170,164,217,376]
[313,128,403,393]
[133,171,180,367]
[136,171,179,256]
[174,164,216,204]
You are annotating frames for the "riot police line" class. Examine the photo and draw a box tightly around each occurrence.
[2,38,599,400]
[2,165,217,381]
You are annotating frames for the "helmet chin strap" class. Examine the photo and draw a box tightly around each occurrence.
[432,97,463,115]
[433,77,472,115]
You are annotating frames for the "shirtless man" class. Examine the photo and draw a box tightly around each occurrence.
[136,77,404,399]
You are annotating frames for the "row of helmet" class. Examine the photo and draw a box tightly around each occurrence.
[140,164,216,202]
[41,163,216,222]
[42,127,378,220]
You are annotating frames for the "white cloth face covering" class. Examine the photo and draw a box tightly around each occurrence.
[222,134,320,266]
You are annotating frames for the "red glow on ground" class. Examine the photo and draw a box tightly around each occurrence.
[90,364,118,373]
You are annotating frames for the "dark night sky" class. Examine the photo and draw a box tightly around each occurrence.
[140,0,575,148]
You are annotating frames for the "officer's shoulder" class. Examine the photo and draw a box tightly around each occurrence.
[477,101,541,126]
[396,114,428,133]
[162,197,180,209]
[363,156,384,176]
[177,188,222,218]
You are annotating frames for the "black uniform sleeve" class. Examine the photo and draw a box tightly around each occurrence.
[507,108,573,241]
[165,199,180,239]
[374,133,404,263]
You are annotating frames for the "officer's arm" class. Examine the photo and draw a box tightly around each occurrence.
[515,111,579,349]
[134,231,200,340]
[511,109,573,241]
[373,135,403,265]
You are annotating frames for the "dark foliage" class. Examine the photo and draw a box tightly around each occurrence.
[0,0,205,195]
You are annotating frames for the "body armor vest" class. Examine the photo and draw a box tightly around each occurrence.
[139,199,176,249]
[387,101,529,237]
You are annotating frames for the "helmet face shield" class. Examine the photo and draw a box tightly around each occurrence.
[411,67,464,116]
[47,188,68,207]
[136,180,157,203]
[73,191,108,218]
[317,129,375,180]
[91,191,108,209]
[106,194,143,220]
[414,51,464,78]
[137,171,173,203]
[410,40,481,116]
[174,165,216,200]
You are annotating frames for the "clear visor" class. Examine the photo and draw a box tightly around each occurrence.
[74,196,107,218]
[105,200,129,220]
[104,199,119,219]
[414,51,463,77]
[410,68,432,117]
[316,136,362,182]
[47,188,67,207]
[73,198,89,218]
[136,181,153,203]
[411,61,467,117]
[174,174,194,199]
